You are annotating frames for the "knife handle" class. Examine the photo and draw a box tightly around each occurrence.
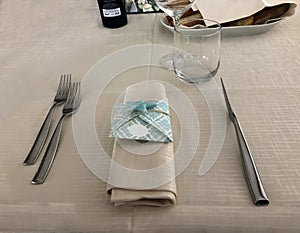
[233,116,269,205]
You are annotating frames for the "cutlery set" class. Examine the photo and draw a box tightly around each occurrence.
[22,74,268,205]
[23,74,81,184]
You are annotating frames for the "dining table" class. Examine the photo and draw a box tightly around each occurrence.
[1,0,300,232]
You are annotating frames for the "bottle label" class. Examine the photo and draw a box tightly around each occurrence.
[103,8,121,17]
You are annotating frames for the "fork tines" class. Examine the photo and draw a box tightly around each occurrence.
[64,82,81,111]
[56,74,71,98]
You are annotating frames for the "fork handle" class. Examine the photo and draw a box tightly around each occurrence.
[31,114,66,184]
[23,103,59,165]
[232,117,269,205]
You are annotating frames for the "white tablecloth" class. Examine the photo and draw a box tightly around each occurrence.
[1,0,300,232]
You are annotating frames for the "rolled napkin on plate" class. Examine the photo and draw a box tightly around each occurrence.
[166,0,297,27]
[106,81,177,207]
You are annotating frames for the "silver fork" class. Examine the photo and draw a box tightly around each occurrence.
[32,82,81,184]
[23,74,71,165]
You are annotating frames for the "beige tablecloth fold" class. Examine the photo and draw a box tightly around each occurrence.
[194,0,297,25]
[106,81,177,207]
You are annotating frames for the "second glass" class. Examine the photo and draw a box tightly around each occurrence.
[173,19,222,83]
[154,0,196,69]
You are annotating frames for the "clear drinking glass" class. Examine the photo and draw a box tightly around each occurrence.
[154,0,196,68]
[173,19,221,83]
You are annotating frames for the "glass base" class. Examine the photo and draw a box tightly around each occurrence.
[159,54,175,71]
[175,62,220,84]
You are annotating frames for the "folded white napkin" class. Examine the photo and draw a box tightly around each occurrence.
[194,0,297,26]
[106,81,177,207]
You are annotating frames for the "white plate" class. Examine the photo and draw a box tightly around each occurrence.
[160,16,282,37]
[73,44,227,181]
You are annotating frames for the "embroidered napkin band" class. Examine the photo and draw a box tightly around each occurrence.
[109,98,173,142]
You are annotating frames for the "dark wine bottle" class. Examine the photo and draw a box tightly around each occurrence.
[97,0,127,28]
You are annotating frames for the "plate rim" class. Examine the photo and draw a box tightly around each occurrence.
[160,15,282,35]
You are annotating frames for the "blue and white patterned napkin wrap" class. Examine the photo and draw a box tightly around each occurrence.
[109,98,173,143]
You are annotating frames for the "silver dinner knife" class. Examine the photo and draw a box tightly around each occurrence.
[221,78,269,205]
